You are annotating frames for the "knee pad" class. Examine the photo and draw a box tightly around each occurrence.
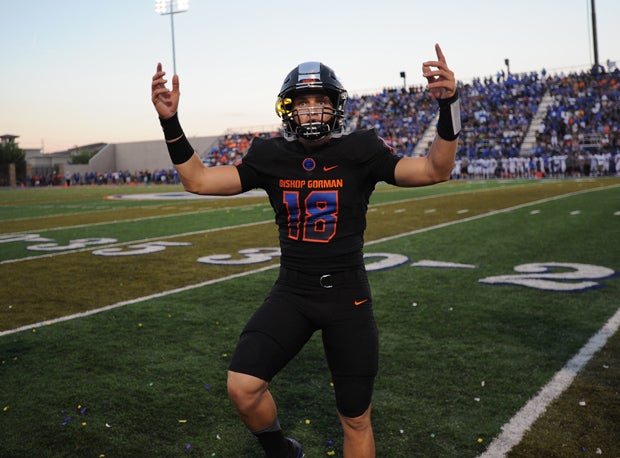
[333,375,375,418]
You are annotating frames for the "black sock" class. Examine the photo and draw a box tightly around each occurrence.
[252,420,289,457]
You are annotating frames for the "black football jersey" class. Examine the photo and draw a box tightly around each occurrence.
[236,129,402,273]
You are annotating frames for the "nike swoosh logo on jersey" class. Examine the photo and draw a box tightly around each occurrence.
[323,165,339,172]
[354,299,369,306]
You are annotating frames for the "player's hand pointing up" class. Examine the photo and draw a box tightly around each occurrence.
[151,63,180,119]
[422,44,456,100]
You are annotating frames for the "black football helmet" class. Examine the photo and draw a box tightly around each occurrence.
[275,61,348,141]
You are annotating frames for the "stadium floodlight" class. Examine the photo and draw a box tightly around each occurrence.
[155,0,189,75]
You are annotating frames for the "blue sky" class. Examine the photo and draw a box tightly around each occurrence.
[2,0,619,153]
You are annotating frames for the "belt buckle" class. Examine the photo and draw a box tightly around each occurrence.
[319,274,333,289]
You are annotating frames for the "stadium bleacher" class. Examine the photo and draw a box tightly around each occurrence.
[199,67,618,180]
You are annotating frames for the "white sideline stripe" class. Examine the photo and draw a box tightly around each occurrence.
[0,264,279,337]
[478,306,620,458]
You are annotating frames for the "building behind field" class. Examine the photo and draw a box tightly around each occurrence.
[18,135,220,185]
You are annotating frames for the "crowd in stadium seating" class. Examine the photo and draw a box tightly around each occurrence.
[346,84,437,155]
[26,65,620,187]
[533,69,619,157]
[202,131,280,167]
[28,169,180,187]
[199,66,619,179]
[457,71,546,158]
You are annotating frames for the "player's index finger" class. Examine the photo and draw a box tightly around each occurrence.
[435,43,446,64]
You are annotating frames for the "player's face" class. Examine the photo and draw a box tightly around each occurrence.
[292,93,334,124]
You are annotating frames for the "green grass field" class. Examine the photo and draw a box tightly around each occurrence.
[1,178,619,457]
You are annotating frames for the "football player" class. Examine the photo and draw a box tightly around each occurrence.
[151,43,460,458]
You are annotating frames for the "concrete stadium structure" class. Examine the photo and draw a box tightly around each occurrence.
[24,135,221,181]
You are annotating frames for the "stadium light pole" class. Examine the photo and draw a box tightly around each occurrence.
[590,0,600,71]
[155,0,189,75]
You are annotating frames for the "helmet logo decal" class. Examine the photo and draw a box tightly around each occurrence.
[302,158,316,172]
[275,97,293,118]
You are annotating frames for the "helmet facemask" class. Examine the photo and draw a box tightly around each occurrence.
[278,93,343,141]
[292,103,338,140]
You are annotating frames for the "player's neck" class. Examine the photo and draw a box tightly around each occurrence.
[298,135,332,151]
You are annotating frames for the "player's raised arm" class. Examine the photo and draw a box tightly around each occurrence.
[150,64,242,196]
[394,43,460,187]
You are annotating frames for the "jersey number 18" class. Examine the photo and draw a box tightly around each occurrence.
[283,190,338,243]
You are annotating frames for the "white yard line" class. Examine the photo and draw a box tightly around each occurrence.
[478,307,620,458]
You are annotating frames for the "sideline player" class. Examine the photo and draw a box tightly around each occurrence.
[151,44,460,458]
